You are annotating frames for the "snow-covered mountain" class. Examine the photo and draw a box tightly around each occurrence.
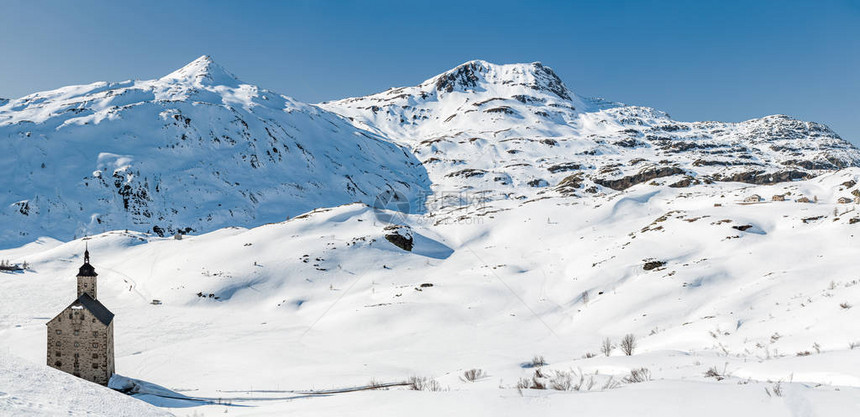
[3,57,860,416]
[323,60,860,203]
[0,56,430,247]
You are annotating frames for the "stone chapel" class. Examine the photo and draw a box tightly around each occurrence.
[46,247,115,385]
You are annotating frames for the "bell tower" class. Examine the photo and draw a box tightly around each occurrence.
[77,244,98,299]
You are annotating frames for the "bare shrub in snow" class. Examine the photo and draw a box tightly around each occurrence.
[408,376,442,391]
[516,377,532,391]
[529,355,547,367]
[602,376,620,390]
[601,337,614,357]
[519,368,602,392]
[549,370,572,391]
[582,352,596,359]
[704,365,728,381]
[620,334,636,356]
[461,368,486,382]
[840,302,852,309]
[531,373,547,390]
[850,341,859,350]
[622,367,651,383]
[516,368,551,390]
[765,381,784,397]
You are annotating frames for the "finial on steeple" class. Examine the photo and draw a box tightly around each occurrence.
[84,242,90,264]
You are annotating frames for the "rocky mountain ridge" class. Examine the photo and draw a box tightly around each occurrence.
[1,57,857,246]
[0,56,430,247]
[323,60,859,203]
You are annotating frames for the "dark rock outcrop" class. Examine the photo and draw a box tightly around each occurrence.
[594,166,685,191]
[384,225,414,251]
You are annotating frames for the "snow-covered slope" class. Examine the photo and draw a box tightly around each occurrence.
[0,352,171,416]
[3,58,860,416]
[2,170,860,416]
[0,56,430,247]
[323,60,860,204]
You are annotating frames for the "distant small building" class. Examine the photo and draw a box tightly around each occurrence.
[744,194,762,203]
[838,197,853,204]
[772,194,786,202]
[797,196,812,203]
[46,248,115,386]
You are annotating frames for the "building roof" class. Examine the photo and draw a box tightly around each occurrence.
[72,293,114,326]
[77,248,97,277]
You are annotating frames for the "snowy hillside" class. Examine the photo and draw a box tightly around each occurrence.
[0,56,429,248]
[323,60,860,205]
[0,352,171,416]
[2,57,860,416]
[2,170,860,415]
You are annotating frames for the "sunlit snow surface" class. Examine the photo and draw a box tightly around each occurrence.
[0,56,429,247]
[3,57,860,415]
[2,170,860,416]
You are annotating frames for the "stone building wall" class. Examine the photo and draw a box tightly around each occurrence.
[77,275,97,299]
[46,306,114,385]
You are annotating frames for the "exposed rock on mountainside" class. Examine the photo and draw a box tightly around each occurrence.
[323,60,859,202]
[2,57,858,247]
[0,56,430,247]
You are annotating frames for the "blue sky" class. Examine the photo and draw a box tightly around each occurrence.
[1,0,858,143]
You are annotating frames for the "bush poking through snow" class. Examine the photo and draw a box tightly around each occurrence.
[461,368,486,382]
[517,369,604,392]
[549,371,572,391]
[367,378,386,390]
[601,337,614,357]
[602,376,620,390]
[408,376,443,391]
[622,368,652,383]
[840,302,852,309]
[765,381,784,397]
[621,334,637,356]
[704,364,729,381]
[529,355,547,368]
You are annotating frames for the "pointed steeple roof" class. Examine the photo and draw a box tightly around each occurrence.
[78,244,97,277]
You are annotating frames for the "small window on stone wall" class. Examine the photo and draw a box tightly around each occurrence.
[93,331,99,337]
[73,330,79,336]
[54,361,62,367]
[92,353,98,359]
[92,343,98,348]
[92,363,99,369]
[55,330,61,335]
[74,342,79,347]
[56,341,61,347]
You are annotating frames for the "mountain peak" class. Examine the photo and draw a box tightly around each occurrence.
[431,60,571,100]
[160,55,243,87]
